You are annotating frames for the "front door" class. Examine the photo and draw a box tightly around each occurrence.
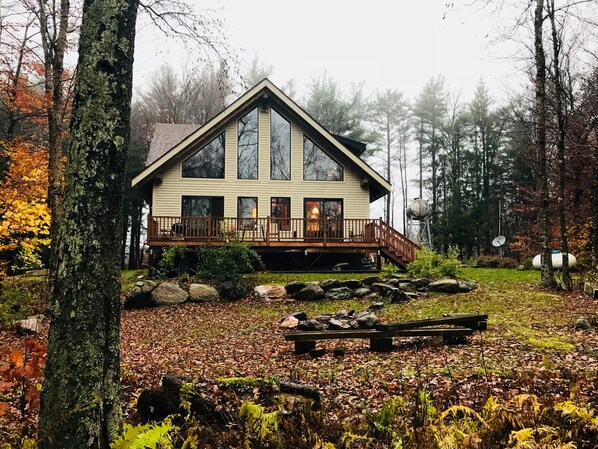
[304,199,343,240]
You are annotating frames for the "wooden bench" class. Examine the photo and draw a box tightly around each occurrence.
[284,314,487,354]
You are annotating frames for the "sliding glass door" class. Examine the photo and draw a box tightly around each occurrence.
[304,199,343,240]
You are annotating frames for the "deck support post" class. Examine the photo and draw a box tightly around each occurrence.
[295,340,316,355]
[370,338,393,352]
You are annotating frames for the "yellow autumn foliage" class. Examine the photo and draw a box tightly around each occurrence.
[0,140,50,273]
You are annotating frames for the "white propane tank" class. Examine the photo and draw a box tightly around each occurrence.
[532,252,577,270]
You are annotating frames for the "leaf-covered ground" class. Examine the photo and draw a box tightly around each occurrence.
[2,268,598,439]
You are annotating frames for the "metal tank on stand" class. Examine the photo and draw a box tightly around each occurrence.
[406,198,432,248]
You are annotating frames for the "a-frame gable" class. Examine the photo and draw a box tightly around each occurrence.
[132,79,391,200]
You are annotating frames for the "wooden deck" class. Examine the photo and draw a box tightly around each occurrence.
[147,216,419,266]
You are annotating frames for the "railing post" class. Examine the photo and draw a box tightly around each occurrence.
[266,216,270,243]
[207,215,211,242]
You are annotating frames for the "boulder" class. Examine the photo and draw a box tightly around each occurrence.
[291,311,308,321]
[279,316,299,329]
[575,317,591,330]
[151,282,188,306]
[293,283,325,301]
[285,281,306,294]
[189,283,219,302]
[356,312,379,329]
[363,276,384,285]
[385,278,400,286]
[328,318,351,330]
[334,309,349,319]
[427,278,460,294]
[298,319,325,331]
[141,280,157,294]
[17,315,44,334]
[369,302,385,311]
[340,279,362,289]
[371,283,407,302]
[397,281,416,292]
[320,279,342,291]
[457,279,476,292]
[313,315,332,325]
[254,285,287,301]
[288,311,308,321]
[353,287,371,297]
[391,288,410,303]
[412,277,431,289]
[325,287,353,300]
[124,286,152,309]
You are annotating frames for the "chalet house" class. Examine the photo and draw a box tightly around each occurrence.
[132,79,417,270]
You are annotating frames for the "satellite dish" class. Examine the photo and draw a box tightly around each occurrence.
[492,236,506,247]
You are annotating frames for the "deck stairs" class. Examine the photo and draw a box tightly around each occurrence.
[377,220,420,268]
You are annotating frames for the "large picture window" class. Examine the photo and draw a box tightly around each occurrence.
[303,136,343,181]
[182,196,224,217]
[182,134,225,178]
[270,108,291,180]
[238,108,258,179]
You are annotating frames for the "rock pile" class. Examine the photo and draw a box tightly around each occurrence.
[124,275,476,309]
[280,308,381,331]
[124,280,218,309]
[282,276,475,303]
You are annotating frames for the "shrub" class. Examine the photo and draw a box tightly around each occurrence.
[474,256,517,269]
[156,244,187,279]
[196,242,264,300]
[0,282,35,327]
[196,242,263,283]
[407,246,460,278]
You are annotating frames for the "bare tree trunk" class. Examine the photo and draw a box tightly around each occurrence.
[548,0,571,289]
[534,0,556,288]
[38,0,138,447]
[386,117,391,224]
[36,0,71,282]
[593,118,598,268]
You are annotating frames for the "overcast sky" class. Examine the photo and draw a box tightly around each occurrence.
[133,0,527,104]
[132,0,530,226]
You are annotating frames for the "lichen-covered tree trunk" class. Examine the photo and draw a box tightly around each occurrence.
[38,0,138,448]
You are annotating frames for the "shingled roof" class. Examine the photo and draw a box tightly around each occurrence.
[146,123,200,166]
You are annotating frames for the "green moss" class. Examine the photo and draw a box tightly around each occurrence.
[527,336,575,352]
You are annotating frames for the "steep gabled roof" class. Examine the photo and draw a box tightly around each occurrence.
[146,123,200,166]
[132,79,391,200]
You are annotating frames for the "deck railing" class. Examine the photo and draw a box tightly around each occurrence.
[148,216,379,243]
[147,216,420,264]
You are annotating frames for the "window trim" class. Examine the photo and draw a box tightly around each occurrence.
[237,107,259,180]
[269,107,292,181]
[181,133,226,179]
[302,135,344,182]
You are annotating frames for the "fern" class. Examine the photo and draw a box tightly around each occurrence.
[111,421,176,449]
[239,401,279,448]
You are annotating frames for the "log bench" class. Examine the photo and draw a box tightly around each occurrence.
[284,314,488,354]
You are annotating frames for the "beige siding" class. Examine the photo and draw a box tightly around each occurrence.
[152,108,371,219]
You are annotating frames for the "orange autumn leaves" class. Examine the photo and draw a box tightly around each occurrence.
[0,140,50,272]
